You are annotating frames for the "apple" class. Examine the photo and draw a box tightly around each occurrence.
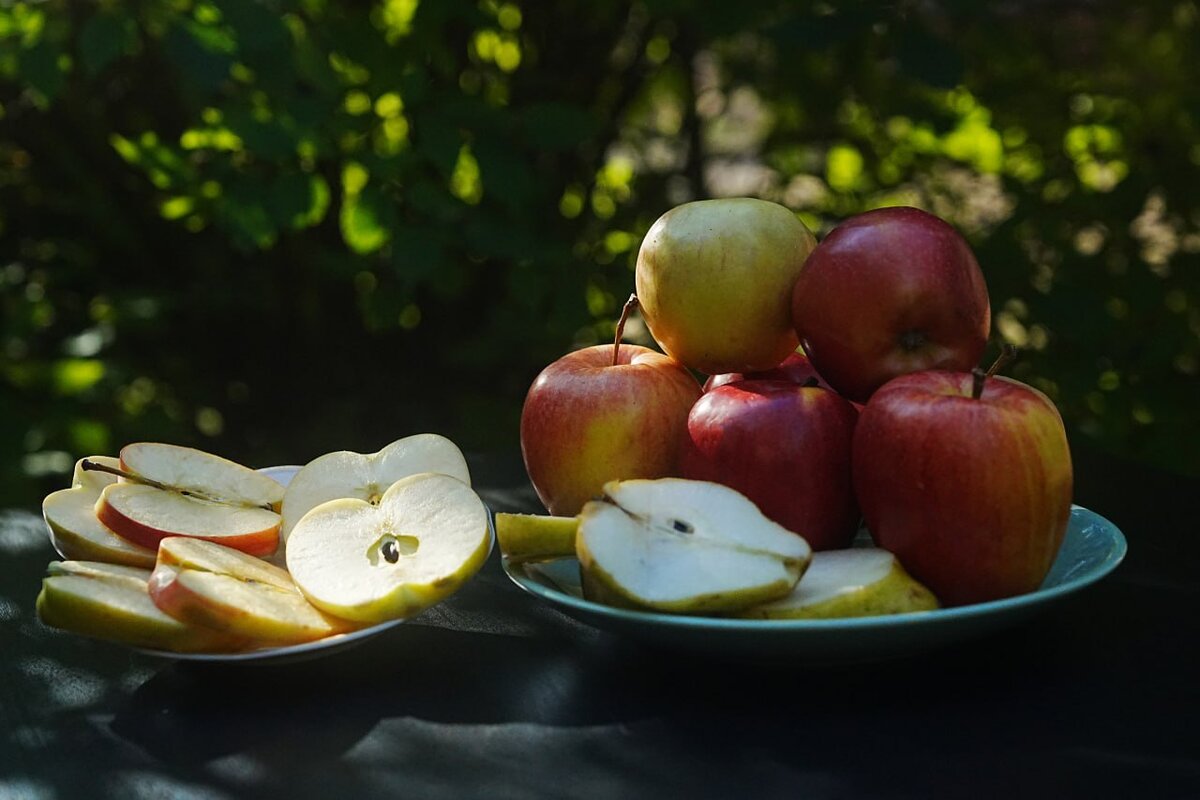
[791,206,991,403]
[680,378,860,551]
[520,328,701,516]
[282,433,470,540]
[43,456,157,568]
[286,472,491,623]
[576,478,812,614]
[702,351,833,392]
[37,560,244,653]
[495,512,579,563]
[735,548,938,619]
[852,369,1073,606]
[636,198,817,374]
[121,442,285,510]
[149,537,355,644]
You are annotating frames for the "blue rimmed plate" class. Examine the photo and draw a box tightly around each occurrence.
[502,505,1126,664]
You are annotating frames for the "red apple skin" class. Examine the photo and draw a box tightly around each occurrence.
[853,371,1073,606]
[680,379,860,550]
[95,499,279,557]
[703,352,831,392]
[791,207,991,403]
[520,344,702,516]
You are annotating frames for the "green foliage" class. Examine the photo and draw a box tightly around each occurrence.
[1,0,1197,506]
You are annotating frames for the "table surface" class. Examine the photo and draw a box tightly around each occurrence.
[1,444,1197,800]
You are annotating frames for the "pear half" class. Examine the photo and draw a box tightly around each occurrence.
[286,472,490,624]
[577,479,812,614]
[495,513,578,562]
[43,456,157,568]
[282,434,471,540]
[736,548,939,619]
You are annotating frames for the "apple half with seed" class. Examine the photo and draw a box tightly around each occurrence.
[43,456,157,568]
[286,472,491,624]
[281,434,471,540]
[576,479,812,614]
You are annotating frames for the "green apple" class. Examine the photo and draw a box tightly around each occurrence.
[286,472,491,623]
[43,456,157,568]
[495,512,578,562]
[576,478,812,614]
[735,548,939,619]
[635,198,817,374]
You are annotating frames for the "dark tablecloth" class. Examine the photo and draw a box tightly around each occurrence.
[1,445,1197,800]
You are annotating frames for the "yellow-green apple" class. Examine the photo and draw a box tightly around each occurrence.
[282,433,470,540]
[149,537,356,644]
[791,207,991,403]
[43,456,157,568]
[495,512,579,563]
[736,548,938,619]
[680,378,859,550]
[37,560,243,653]
[520,343,700,516]
[636,198,817,374]
[286,472,491,623]
[852,369,1073,606]
[576,478,812,614]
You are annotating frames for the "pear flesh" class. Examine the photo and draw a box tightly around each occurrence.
[736,548,939,619]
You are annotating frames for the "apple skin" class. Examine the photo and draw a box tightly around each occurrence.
[680,379,860,551]
[852,370,1073,606]
[703,352,831,393]
[791,206,991,403]
[636,198,817,374]
[521,344,702,516]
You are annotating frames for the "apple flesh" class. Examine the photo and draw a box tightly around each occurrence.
[121,442,284,509]
[791,207,991,402]
[853,370,1073,606]
[520,343,701,516]
[680,379,860,551]
[43,456,157,568]
[636,198,817,374]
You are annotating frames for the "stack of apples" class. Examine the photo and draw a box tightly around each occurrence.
[509,200,1073,616]
[37,435,492,652]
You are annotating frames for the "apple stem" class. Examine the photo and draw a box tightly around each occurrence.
[80,459,274,511]
[612,293,639,367]
[971,368,987,400]
[985,343,1019,379]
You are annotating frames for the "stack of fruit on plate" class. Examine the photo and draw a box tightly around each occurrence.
[37,435,491,653]
[504,200,1073,618]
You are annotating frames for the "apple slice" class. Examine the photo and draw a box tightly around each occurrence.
[148,538,356,644]
[281,434,471,540]
[98,483,280,556]
[286,472,490,623]
[576,479,812,614]
[495,512,578,562]
[43,456,157,568]
[121,442,285,509]
[37,561,243,653]
[735,548,939,619]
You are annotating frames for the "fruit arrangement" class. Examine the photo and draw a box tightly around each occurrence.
[36,436,490,653]
[508,201,1073,616]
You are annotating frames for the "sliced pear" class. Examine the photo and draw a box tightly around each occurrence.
[120,442,285,509]
[576,478,812,614]
[281,434,471,540]
[495,512,578,562]
[43,456,157,568]
[736,548,939,619]
[148,537,355,644]
[286,472,490,624]
[37,561,243,653]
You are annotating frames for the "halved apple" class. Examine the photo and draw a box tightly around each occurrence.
[495,512,578,563]
[281,434,471,540]
[148,537,356,644]
[576,478,812,614]
[286,472,490,623]
[121,442,285,509]
[735,548,939,619]
[37,560,243,653]
[43,456,157,568]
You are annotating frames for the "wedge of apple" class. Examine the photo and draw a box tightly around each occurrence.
[148,537,355,644]
[37,560,243,653]
[43,456,157,568]
[735,548,939,619]
[576,479,812,614]
[495,512,578,563]
[286,472,490,624]
[121,442,285,510]
[281,434,471,540]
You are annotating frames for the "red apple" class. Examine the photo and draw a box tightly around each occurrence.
[791,207,991,403]
[702,352,831,393]
[521,343,701,516]
[852,370,1073,606]
[680,379,859,550]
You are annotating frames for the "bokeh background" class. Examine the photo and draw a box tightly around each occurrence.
[1,0,1197,506]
